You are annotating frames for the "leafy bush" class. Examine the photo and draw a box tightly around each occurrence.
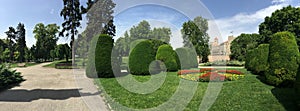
[252,44,269,74]
[245,49,255,71]
[266,31,299,87]
[86,34,114,78]
[175,47,198,69]
[187,48,199,68]
[0,65,24,89]
[156,44,178,71]
[129,40,156,75]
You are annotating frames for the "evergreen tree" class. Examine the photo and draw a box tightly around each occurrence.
[16,23,26,62]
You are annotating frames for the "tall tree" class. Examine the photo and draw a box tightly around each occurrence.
[16,23,26,62]
[85,0,116,41]
[5,27,16,62]
[181,18,210,63]
[101,19,116,37]
[33,23,59,61]
[60,0,85,63]
[259,5,300,50]
[130,20,151,41]
[149,27,171,43]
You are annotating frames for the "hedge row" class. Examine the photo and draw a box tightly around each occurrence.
[266,31,299,87]
[245,31,300,87]
[245,44,269,74]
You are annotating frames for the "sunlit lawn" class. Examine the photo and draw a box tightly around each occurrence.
[95,68,297,111]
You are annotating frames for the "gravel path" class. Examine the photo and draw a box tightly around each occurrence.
[0,62,108,111]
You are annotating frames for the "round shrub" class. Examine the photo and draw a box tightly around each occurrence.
[129,40,156,75]
[156,44,178,71]
[266,31,299,87]
[86,34,114,78]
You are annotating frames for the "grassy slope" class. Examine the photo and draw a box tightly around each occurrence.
[95,68,297,111]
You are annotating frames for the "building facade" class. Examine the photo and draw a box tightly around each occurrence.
[208,36,235,62]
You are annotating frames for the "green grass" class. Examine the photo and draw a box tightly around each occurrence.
[42,60,74,69]
[95,68,297,111]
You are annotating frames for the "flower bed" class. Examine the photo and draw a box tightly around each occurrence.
[178,69,245,82]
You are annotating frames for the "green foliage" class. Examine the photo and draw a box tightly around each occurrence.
[156,44,178,71]
[56,44,71,62]
[259,6,300,49]
[175,47,198,69]
[181,16,210,62]
[230,33,262,61]
[266,31,299,87]
[129,40,156,75]
[86,34,114,78]
[94,34,114,78]
[149,27,171,43]
[130,20,151,41]
[85,0,115,42]
[16,23,26,62]
[203,60,245,66]
[0,65,24,89]
[33,23,59,61]
[253,44,269,74]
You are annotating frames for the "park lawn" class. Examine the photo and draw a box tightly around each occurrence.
[95,68,297,111]
[43,60,71,68]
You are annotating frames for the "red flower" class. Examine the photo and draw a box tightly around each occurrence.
[217,70,242,75]
[199,72,225,81]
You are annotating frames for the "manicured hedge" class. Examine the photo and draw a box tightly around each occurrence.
[266,31,299,87]
[295,53,300,108]
[175,47,198,69]
[252,44,269,74]
[129,40,156,75]
[175,48,190,69]
[245,49,255,71]
[156,44,178,71]
[86,34,114,78]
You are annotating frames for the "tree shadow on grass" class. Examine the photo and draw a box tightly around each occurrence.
[271,87,298,111]
[0,89,100,102]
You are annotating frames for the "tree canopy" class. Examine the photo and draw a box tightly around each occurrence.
[181,16,210,62]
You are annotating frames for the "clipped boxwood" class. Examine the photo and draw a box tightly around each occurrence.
[245,49,255,72]
[156,44,178,71]
[129,40,156,75]
[187,48,198,68]
[86,34,114,78]
[175,47,198,69]
[266,31,299,87]
[253,44,269,74]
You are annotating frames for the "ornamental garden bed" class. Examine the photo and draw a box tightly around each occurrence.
[178,68,245,82]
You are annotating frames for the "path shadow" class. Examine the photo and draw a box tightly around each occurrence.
[271,87,298,111]
[0,89,100,102]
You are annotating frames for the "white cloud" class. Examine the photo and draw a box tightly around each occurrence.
[207,1,300,42]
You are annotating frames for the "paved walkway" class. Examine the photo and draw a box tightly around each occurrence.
[0,63,108,111]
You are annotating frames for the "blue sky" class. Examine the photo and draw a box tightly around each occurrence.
[0,0,299,47]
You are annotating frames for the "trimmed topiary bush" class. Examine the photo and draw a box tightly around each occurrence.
[86,34,114,78]
[175,47,198,69]
[156,44,178,71]
[176,48,190,69]
[129,40,156,75]
[295,52,300,108]
[245,49,254,71]
[187,48,199,68]
[251,44,269,74]
[266,31,299,87]
[0,65,24,89]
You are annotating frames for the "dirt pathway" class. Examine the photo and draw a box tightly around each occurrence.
[0,63,108,111]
